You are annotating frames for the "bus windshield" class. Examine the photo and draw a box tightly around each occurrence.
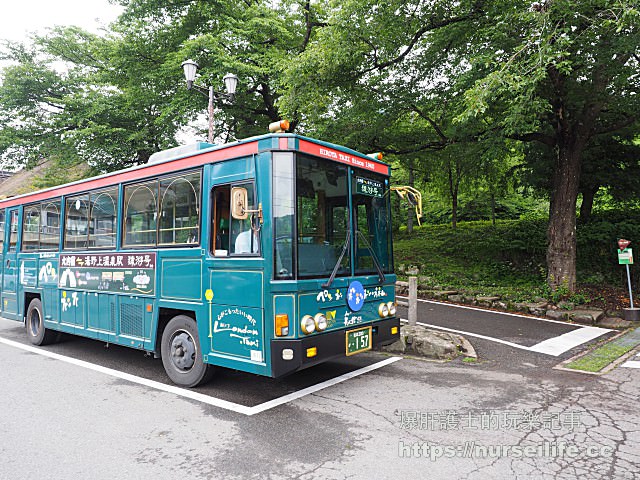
[273,153,393,280]
[296,155,350,278]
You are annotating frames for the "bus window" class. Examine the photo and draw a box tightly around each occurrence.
[212,186,230,255]
[22,205,40,251]
[211,182,259,256]
[8,210,18,251]
[273,152,294,279]
[0,210,4,249]
[296,154,349,278]
[124,181,158,247]
[88,188,118,248]
[230,183,258,255]
[64,195,90,249]
[40,200,60,250]
[159,171,200,246]
[353,173,393,274]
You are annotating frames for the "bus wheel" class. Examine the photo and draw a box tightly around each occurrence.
[26,298,57,346]
[161,315,213,388]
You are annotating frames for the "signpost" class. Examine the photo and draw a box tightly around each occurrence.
[618,239,639,320]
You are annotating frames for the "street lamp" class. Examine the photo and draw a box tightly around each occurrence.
[181,59,238,144]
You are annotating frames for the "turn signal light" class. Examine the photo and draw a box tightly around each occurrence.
[275,314,289,336]
[367,152,383,160]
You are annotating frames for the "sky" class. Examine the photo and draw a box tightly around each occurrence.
[0,0,206,146]
[0,0,124,43]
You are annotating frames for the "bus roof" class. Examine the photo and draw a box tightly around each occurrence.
[0,134,390,208]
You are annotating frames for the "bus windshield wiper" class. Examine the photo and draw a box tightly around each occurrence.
[355,230,386,284]
[322,229,351,289]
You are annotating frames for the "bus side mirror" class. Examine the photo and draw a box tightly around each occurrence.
[231,187,249,220]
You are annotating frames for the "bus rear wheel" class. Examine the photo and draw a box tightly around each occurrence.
[161,315,213,388]
[26,298,58,346]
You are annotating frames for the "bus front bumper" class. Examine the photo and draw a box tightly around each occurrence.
[270,317,400,378]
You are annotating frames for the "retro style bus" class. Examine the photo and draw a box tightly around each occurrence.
[0,125,399,387]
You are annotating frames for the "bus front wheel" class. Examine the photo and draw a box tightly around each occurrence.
[26,298,58,346]
[161,315,213,388]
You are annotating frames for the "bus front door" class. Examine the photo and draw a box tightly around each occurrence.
[208,268,265,367]
[2,208,20,319]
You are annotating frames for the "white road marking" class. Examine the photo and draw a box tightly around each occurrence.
[528,327,612,355]
[400,318,611,357]
[622,361,640,369]
[403,319,533,352]
[397,295,578,325]
[0,335,401,416]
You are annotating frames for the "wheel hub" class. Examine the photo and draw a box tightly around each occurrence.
[170,332,196,371]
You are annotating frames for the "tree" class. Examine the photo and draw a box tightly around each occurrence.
[282,0,640,291]
[0,0,329,172]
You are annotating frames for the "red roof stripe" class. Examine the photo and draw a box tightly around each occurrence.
[0,141,258,208]
[298,140,389,175]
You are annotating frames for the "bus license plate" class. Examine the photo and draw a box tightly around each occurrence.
[346,326,372,356]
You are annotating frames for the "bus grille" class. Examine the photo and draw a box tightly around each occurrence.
[120,303,144,338]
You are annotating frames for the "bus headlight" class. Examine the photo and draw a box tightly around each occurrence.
[301,315,316,335]
[378,303,389,318]
[314,313,328,331]
[387,302,397,316]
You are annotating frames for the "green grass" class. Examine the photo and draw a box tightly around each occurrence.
[392,212,640,302]
[564,343,636,373]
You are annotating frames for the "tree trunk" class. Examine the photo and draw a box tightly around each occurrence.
[448,160,458,229]
[579,185,598,223]
[407,158,414,234]
[546,146,582,292]
[490,192,496,226]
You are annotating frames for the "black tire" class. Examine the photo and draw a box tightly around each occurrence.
[26,298,58,346]
[161,315,214,387]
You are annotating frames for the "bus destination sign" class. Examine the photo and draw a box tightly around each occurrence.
[356,176,383,197]
[58,253,156,295]
[298,140,389,175]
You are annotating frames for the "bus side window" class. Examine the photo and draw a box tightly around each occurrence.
[231,183,259,255]
[8,210,18,251]
[0,210,4,250]
[212,186,230,255]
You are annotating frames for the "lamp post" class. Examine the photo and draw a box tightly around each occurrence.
[181,59,238,144]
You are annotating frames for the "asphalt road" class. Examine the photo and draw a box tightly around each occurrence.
[0,303,638,480]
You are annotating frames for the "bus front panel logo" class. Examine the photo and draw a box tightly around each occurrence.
[347,281,365,312]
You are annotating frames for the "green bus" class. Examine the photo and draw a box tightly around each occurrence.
[0,129,399,387]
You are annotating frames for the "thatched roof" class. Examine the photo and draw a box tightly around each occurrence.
[0,159,92,199]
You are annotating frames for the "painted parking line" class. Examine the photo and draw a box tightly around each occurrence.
[0,335,401,416]
[527,326,612,355]
[399,318,611,357]
[397,296,583,325]
[622,353,640,369]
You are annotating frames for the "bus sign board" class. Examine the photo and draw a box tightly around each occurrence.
[356,176,384,197]
[298,139,389,174]
[58,253,156,295]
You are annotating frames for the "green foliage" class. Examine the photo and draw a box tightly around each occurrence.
[395,210,640,297]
